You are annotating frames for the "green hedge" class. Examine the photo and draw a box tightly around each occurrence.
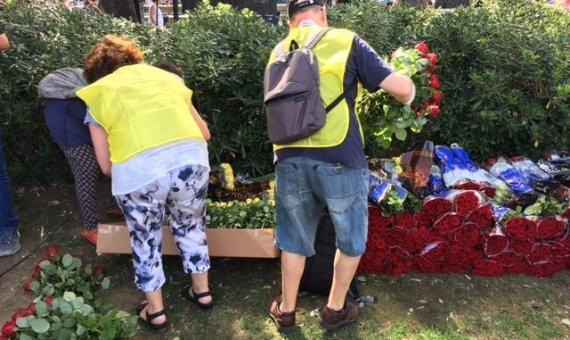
[0,0,568,184]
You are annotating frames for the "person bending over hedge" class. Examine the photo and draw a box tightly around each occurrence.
[77,35,213,333]
[38,68,121,246]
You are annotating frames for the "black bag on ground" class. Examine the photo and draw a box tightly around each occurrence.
[299,212,361,300]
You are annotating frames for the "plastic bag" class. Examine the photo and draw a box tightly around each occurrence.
[489,158,533,195]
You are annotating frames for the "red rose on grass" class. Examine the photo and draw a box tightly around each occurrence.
[22,280,32,291]
[26,302,36,315]
[31,264,42,279]
[428,105,440,119]
[44,296,55,306]
[429,74,441,89]
[93,265,105,275]
[11,308,30,321]
[46,246,60,259]
[431,91,444,104]
[1,320,16,337]
[414,42,429,56]
[426,52,439,66]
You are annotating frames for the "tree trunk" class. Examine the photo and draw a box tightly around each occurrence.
[98,0,143,23]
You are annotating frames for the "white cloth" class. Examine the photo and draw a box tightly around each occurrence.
[111,140,209,195]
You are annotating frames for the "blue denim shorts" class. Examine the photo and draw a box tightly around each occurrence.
[274,157,369,257]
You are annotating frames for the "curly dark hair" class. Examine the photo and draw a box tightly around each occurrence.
[152,61,184,78]
[83,35,144,84]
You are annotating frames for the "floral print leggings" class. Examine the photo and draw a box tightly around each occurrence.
[116,164,210,292]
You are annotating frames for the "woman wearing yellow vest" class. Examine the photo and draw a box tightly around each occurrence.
[77,35,213,333]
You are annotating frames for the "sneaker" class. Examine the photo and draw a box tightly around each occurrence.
[319,298,358,331]
[80,229,98,245]
[267,294,296,333]
[0,230,21,257]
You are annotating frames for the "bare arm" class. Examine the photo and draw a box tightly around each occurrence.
[0,33,9,52]
[190,104,211,141]
[379,72,415,105]
[88,124,112,176]
[149,5,157,24]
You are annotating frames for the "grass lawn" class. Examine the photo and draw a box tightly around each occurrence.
[0,182,569,339]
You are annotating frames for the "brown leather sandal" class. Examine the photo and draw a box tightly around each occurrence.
[180,285,214,310]
[135,302,168,333]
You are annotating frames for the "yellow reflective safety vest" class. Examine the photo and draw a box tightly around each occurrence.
[76,64,204,163]
[269,26,358,151]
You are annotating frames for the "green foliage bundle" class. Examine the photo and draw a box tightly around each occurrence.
[2,246,137,339]
[24,246,110,302]
[206,197,275,228]
[0,0,568,184]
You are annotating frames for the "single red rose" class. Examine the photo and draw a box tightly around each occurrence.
[22,280,31,291]
[44,296,55,306]
[31,271,40,279]
[426,52,439,66]
[46,245,60,259]
[93,265,105,275]
[1,320,16,337]
[429,74,441,89]
[431,91,444,104]
[414,42,429,56]
[26,302,37,315]
[426,64,437,73]
[11,309,30,321]
[428,105,440,119]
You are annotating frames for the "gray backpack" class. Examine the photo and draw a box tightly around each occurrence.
[263,28,345,144]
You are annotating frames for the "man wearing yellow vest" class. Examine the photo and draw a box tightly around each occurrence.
[77,35,213,332]
[267,0,415,331]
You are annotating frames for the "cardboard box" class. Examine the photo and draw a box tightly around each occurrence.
[96,222,280,258]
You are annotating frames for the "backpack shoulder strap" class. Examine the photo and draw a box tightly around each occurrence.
[303,27,332,50]
[274,41,287,58]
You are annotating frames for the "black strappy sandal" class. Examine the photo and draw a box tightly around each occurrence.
[180,285,214,310]
[135,302,168,333]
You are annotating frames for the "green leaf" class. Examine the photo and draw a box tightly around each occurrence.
[71,297,84,309]
[29,318,50,334]
[394,128,407,141]
[36,301,48,317]
[20,334,34,340]
[79,304,93,316]
[59,302,72,316]
[55,328,72,339]
[63,292,76,302]
[101,277,111,289]
[50,321,62,332]
[30,281,41,292]
[43,264,57,275]
[62,254,73,267]
[83,290,93,300]
[62,317,76,329]
[38,260,51,269]
[16,316,29,328]
[76,324,86,336]
[71,258,82,269]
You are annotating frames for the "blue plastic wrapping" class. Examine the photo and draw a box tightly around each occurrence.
[489,160,533,194]
[428,165,448,197]
[434,144,504,188]
[511,158,550,183]
[369,173,391,203]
